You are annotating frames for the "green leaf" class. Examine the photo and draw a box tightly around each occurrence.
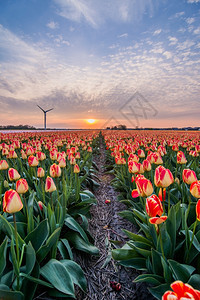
[37,227,61,263]
[112,248,139,261]
[123,229,153,246]
[118,258,147,270]
[188,274,200,290]
[149,283,170,300]
[0,238,8,275]
[132,208,147,223]
[26,242,36,275]
[161,257,172,284]
[40,259,75,297]
[60,260,87,292]
[20,272,53,288]
[118,211,135,224]
[10,235,19,276]
[152,249,163,276]
[166,205,176,253]
[134,274,164,285]
[0,214,25,249]
[25,219,49,252]
[58,239,73,260]
[66,232,99,256]
[0,289,24,300]
[169,259,195,282]
[65,216,89,243]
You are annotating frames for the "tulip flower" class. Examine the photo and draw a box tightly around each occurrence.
[45,176,56,193]
[146,194,163,218]
[182,169,197,185]
[37,167,45,178]
[105,199,111,204]
[190,181,200,198]
[143,159,151,171]
[16,178,29,194]
[58,157,66,168]
[8,168,21,181]
[38,201,43,211]
[177,151,187,164]
[7,150,18,159]
[21,150,27,159]
[132,175,153,198]
[138,149,145,158]
[28,155,39,167]
[50,163,61,178]
[153,152,163,165]
[0,160,9,170]
[74,164,80,173]
[196,199,200,221]
[154,166,174,188]
[87,146,92,152]
[36,151,46,161]
[128,161,140,173]
[3,189,23,213]
[162,280,200,300]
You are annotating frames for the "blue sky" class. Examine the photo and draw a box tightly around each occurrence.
[0,0,200,129]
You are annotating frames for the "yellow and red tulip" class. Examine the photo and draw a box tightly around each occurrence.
[3,189,23,213]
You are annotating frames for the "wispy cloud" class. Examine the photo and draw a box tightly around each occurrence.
[153,29,162,35]
[187,0,200,3]
[53,0,164,27]
[46,21,59,29]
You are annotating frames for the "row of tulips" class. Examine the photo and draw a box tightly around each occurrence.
[0,130,100,299]
[103,130,200,300]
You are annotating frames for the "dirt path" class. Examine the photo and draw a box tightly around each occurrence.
[76,137,156,300]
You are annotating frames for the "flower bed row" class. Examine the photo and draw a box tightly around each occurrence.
[0,130,100,299]
[103,130,200,300]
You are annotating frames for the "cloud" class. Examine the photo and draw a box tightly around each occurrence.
[186,17,195,24]
[187,0,200,3]
[153,29,162,35]
[118,33,128,38]
[168,36,178,45]
[53,0,164,27]
[46,21,59,29]
[193,27,200,34]
[163,51,172,59]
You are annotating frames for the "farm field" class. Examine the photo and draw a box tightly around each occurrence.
[0,129,200,300]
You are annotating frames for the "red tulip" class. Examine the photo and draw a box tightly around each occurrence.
[182,169,197,185]
[0,160,9,170]
[146,194,163,218]
[132,175,153,198]
[3,189,23,213]
[190,181,200,198]
[16,178,29,194]
[28,155,39,167]
[8,168,20,181]
[50,163,61,178]
[45,176,56,193]
[162,280,200,300]
[154,166,174,188]
[177,151,187,164]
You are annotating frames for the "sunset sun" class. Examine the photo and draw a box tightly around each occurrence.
[87,119,96,124]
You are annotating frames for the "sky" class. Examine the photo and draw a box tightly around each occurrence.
[0,0,200,129]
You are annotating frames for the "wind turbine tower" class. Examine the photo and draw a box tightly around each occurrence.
[37,105,53,130]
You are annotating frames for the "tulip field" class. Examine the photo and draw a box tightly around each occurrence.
[0,130,200,299]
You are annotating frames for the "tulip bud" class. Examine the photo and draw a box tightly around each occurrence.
[16,178,29,194]
[0,160,9,170]
[58,157,66,168]
[8,168,21,181]
[146,194,163,218]
[37,167,45,178]
[3,189,23,213]
[38,201,43,211]
[50,163,61,178]
[74,164,80,173]
[45,176,56,193]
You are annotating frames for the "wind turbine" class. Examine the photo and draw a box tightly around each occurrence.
[37,105,53,130]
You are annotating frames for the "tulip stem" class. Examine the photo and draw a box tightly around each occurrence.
[168,188,170,214]
[159,225,165,260]
[13,213,20,290]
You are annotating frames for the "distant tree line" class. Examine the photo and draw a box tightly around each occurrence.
[106,124,127,130]
[0,125,36,130]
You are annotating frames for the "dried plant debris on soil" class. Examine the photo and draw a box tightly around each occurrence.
[76,139,156,300]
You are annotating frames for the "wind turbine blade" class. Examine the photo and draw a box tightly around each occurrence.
[37,105,45,112]
[46,108,54,113]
